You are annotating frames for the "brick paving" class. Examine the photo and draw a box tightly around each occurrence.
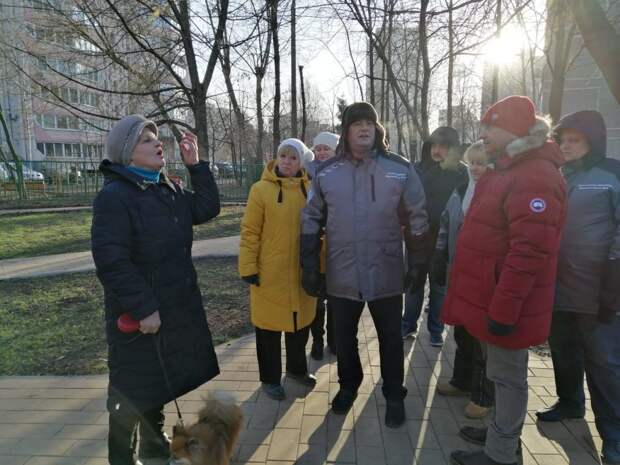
[0,312,603,465]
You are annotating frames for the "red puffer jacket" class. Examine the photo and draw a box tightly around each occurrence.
[441,135,567,349]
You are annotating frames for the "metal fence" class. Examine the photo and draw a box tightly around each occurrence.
[0,160,260,206]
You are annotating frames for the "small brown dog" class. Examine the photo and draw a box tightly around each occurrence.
[170,396,243,465]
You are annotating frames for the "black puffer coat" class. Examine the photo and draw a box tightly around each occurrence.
[92,160,221,412]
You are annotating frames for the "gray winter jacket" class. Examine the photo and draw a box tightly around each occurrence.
[554,154,620,314]
[435,183,468,265]
[301,150,429,302]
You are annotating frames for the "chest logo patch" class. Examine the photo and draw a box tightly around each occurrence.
[529,198,546,213]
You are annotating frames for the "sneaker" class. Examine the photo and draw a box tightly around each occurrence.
[385,399,406,428]
[331,389,357,415]
[310,341,324,360]
[436,382,470,397]
[602,441,620,465]
[535,401,585,422]
[402,329,417,340]
[430,333,444,347]
[262,383,286,400]
[286,372,317,387]
[464,401,491,419]
[450,450,517,465]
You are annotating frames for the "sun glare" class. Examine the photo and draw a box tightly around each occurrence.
[482,25,528,65]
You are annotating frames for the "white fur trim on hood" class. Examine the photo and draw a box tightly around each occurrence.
[506,116,551,158]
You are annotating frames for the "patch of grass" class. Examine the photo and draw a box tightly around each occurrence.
[0,206,244,260]
[0,257,250,375]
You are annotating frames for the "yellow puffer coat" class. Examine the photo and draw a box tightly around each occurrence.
[239,161,316,332]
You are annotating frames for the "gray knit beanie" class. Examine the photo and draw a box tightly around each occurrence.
[106,115,158,166]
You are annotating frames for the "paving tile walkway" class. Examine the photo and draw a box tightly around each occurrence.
[0,312,603,465]
[0,236,240,280]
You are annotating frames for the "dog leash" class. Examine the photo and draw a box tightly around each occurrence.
[118,314,184,426]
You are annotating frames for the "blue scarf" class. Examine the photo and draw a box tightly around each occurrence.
[126,166,161,184]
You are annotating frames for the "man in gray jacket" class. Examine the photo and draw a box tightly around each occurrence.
[536,110,620,465]
[301,102,429,428]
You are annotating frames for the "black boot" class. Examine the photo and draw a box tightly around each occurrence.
[138,406,170,460]
[459,426,522,454]
[331,389,357,415]
[535,401,585,422]
[450,450,517,465]
[385,399,406,428]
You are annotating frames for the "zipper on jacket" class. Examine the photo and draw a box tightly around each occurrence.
[370,175,376,202]
[277,180,283,203]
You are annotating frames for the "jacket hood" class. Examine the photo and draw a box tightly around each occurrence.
[554,110,607,156]
[497,117,564,170]
[99,159,177,191]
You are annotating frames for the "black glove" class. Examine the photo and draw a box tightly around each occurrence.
[404,263,428,293]
[488,318,515,336]
[599,259,620,324]
[430,249,448,287]
[302,270,325,297]
[241,274,259,286]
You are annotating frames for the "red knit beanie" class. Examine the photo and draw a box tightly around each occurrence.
[481,95,536,137]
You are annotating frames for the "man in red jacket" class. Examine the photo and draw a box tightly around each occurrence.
[445,96,567,465]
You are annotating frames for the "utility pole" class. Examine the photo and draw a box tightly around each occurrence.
[290,0,298,138]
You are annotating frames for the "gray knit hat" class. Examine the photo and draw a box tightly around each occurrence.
[106,115,158,166]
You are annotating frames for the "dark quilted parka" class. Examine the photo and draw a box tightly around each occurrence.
[91,160,220,412]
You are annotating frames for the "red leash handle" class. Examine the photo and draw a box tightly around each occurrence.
[117,313,140,333]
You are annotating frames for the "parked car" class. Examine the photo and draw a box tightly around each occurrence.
[5,162,45,182]
[215,161,234,178]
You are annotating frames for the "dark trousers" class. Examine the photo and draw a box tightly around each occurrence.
[108,399,165,465]
[549,311,620,441]
[452,325,495,407]
[331,295,406,401]
[310,298,335,351]
[255,326,310,385]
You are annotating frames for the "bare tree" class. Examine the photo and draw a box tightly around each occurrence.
[566,0,620,104]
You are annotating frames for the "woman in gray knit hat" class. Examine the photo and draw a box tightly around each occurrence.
[91,115,221,465]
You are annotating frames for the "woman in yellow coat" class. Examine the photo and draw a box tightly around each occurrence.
[239,138,317,400]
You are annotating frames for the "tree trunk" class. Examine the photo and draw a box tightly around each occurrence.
[270,0,281,157]
[447,0,454,127]
[256,70,265,163]
[566,0,620,104]
[491,0,502,103]
[290,0,297,138]
[368,0,375,105]
[220,43,246,167]
[418,0,431,139]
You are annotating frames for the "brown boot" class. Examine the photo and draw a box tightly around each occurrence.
[464,401,491,419]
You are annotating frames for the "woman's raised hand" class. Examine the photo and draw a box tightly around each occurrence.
[180,131,199,166]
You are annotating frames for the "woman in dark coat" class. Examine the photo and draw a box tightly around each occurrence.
[91,115,220,465]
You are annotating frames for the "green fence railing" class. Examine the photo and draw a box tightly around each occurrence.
[0,160,262,207]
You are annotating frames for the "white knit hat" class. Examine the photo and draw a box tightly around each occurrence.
[312,132,339,151]
[277,138,313,164]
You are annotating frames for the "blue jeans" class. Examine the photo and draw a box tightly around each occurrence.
[401,270,445,337]
[549,312,620,442]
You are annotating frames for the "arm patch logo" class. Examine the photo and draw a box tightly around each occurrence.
[529,198,546,213]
